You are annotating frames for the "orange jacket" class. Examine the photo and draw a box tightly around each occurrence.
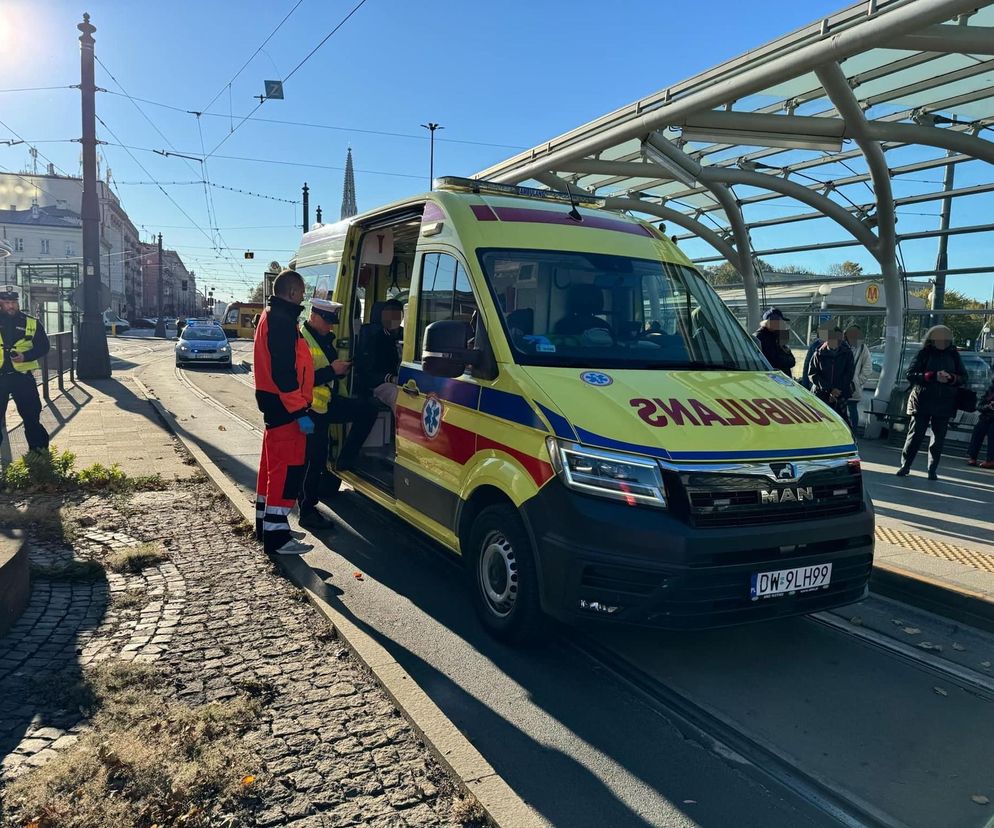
[254,296,314,427]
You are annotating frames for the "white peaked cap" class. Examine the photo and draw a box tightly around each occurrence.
[311,298,344,312]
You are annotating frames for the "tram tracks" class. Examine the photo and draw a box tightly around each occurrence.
[158,360,994,828]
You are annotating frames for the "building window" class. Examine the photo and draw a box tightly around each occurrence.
[13,238,23,252]
[65,241,75,257]
[40,239,50,254]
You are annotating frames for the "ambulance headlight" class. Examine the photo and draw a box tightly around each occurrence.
[546,438,666,508]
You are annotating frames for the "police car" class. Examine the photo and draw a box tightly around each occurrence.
[174,320,232,368]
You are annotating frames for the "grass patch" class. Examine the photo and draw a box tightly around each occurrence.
[5,661,263,828]
[110,587,148,611]
[105,542,168,575]
[30,559,105,583]
[0,503,76,544]
[450,793,488,826]
[0,448,168,495]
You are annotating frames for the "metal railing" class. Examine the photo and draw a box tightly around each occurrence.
[38,330,75,403]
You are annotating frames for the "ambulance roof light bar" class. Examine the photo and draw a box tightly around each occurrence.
[433,176,604,207]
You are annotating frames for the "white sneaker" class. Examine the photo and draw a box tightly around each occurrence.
[273,539,313,555]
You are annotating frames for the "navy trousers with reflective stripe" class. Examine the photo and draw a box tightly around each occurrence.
[0,371,49,452]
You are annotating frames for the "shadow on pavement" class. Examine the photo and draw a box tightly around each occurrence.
[1,384,93,464]
[286,490,797,828]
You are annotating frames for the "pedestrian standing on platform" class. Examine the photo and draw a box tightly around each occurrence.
[801,325,829,390]
[298,299,377,528]
[967,377,994,469]
[845,324,873,435]
[755,308,796,379]
[896,325,967,481]
[808,327,855,420]
[253,270,315,555]
[0,285,50,455]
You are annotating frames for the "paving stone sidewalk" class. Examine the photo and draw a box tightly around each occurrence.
[0,389,476,826]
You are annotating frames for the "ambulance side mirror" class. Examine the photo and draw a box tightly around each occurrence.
[423,320,480,378]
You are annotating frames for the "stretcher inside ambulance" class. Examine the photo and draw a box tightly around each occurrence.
[291,177,873,644]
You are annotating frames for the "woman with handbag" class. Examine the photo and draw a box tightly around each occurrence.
[896,325,967,481]
[967,377,994,469]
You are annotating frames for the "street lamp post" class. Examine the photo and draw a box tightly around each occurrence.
[420,122,443,189]
[154,233,166,337]
[76,13,111,378]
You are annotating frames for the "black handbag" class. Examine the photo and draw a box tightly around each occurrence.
[955,386,977,413]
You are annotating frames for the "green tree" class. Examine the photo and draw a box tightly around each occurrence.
[248,282,264,303]
[910,287,987,346]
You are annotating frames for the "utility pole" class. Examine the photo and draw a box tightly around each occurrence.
[76,13,111,379]
[302,182,309,233]
[154,233,166,337]
[420,122,443,188]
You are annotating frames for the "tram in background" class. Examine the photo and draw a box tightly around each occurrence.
[221,302,264,339]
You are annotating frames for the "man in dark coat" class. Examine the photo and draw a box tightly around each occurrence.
[0,285,50,454]
[808,327,855,420]
[897,325,967,480]
[755,307,796,378]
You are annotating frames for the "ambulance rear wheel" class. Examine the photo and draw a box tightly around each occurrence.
[468,504,543,645]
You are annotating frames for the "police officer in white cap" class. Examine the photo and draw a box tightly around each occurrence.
[0,285,51,454]
[298,298,377,529]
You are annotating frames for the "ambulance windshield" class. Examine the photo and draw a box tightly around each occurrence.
[477,249,767,371]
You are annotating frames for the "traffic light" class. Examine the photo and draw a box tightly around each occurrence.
[244,251,254,259]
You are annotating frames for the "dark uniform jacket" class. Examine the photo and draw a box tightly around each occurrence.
[906,346,967,419]
[0,311,49,374]
[755,326,796,377]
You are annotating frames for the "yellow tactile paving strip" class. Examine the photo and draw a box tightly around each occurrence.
[876,526,994,574]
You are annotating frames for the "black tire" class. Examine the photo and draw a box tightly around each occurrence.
[467,503,544,645]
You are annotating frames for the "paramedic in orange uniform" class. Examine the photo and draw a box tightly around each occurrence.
[253,270,315,555]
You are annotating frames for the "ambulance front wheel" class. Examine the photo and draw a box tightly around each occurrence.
[468,504,543,645]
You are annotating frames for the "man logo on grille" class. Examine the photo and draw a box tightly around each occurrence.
[771,462,797,481]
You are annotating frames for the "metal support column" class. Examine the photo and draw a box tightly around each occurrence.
[929,151,957,328]
[816,61,902,439]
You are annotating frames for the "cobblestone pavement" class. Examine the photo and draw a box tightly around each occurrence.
[0,482,471,827]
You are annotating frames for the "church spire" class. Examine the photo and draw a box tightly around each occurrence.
[340,147,357,219]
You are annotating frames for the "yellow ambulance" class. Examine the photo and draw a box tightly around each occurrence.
[290,177,873,643]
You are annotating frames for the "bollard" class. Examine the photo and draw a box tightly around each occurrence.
[56,334,65,392]
[69,330,75,384]
[41,353,51,403]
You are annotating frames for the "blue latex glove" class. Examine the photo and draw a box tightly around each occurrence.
[297,415,315,435]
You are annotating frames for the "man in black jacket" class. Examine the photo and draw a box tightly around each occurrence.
[0,285,50,454]
[808,327,855,420]
[356,299,403,407]
[755,307,796,378]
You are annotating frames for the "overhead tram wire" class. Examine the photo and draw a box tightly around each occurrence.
[0,116,82,192]
[205,0,371,160]
[95,56,223,254]
[97,89,526,150]
[199,0,306,116]
[95,115,256,287]
[0,85,75,94]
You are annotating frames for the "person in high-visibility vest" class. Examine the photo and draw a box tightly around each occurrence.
[298,298,377,530]
[0,285,51,454]
[253,271,315,555]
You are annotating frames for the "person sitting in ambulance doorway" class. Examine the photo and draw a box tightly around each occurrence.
[355,299,403,409]
[298,299,378,530]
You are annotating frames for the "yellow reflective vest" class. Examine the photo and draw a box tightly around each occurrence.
[300,324,332,414]
[0,316,39,373]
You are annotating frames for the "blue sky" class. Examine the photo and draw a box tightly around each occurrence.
[1,0,991,304]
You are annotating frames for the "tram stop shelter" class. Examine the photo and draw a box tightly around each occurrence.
[475,0,994,438]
